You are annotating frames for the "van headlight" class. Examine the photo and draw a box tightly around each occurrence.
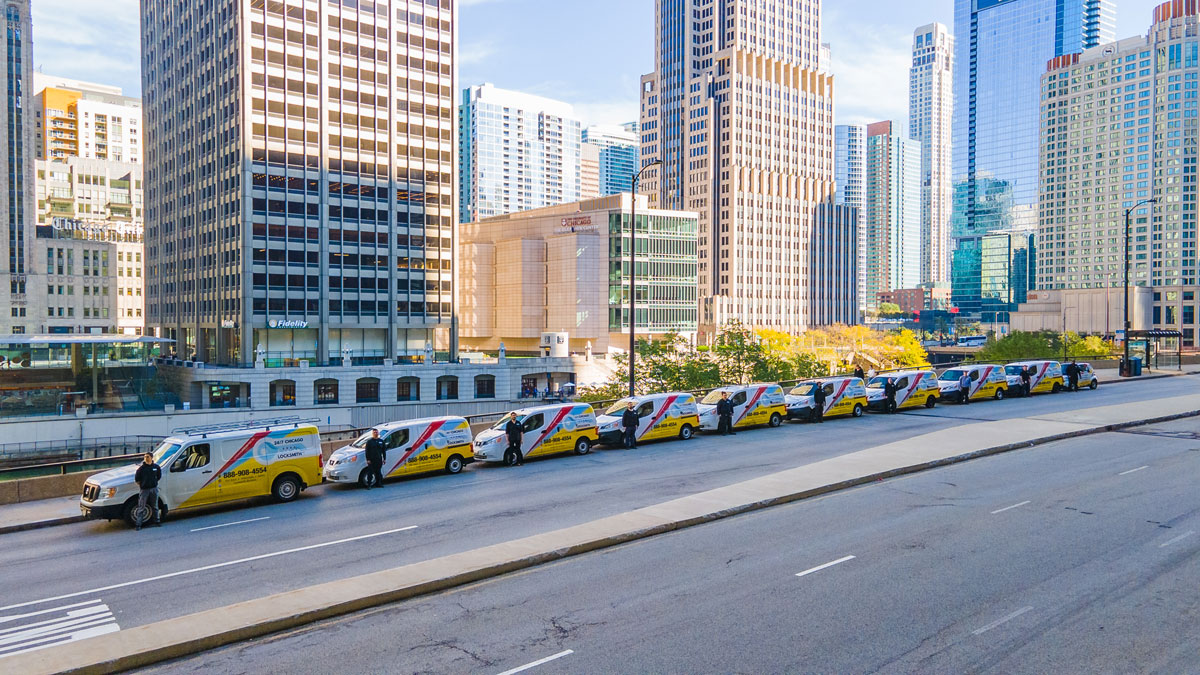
[102,487,117,499]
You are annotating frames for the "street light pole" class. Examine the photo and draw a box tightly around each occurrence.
[1123,197,1157,376]
[629,159,662,397]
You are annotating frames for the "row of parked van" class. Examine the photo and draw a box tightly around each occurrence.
[79,360,1097,527]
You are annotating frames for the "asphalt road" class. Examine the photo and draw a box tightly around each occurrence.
[141,415,1200,674]
[0,375,1193,662]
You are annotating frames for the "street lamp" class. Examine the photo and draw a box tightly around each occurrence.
[629,159,663,397]
[1123,197,1157,376]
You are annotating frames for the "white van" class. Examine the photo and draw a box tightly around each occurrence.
[937,364,1009,402]
[697,383,787,431]
[324,416,474,487]
[865,370,940,412]
[596,393,701,445]
[80,418,323,527]
[473,403,599,465]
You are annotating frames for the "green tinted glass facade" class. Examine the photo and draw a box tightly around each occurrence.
[607,213,698,334]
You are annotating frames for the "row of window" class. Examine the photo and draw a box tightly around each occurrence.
[271,373,487,408]
[250,299,450,315]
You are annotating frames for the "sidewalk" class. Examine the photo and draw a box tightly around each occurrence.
[1093,365,1199,382]
[0,494,83,535]
[15,393,1200,675]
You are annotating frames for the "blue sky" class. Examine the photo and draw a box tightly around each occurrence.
[32,0,1162,128]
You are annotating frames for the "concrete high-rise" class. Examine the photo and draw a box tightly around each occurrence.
[952,0,1115,322]
[835,123,868,313]
[458,84,581,224]
[909,23,953,286]
[142,0,457,365]
[582,124,639,197]
[1,1,34,334]
[865,122,921,309]
[1038,2,1200,346]
[639,0,835,338]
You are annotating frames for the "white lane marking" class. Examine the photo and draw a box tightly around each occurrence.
[1119,465,1149,476]
[795,555,856,578]
[991,500,1031,515]
[1159,530,1195,548]
[972,606,1034,636]
[0,525,419,613]
[495,650,574,675]
[190,516,271,532]
[0,601,119,659]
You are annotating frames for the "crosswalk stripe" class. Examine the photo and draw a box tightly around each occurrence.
[0,601,119,660]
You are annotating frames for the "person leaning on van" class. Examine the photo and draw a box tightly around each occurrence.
[621,401,640,449]
[134,453,162,530]
[364,429,387,489]
[504,412,525,466]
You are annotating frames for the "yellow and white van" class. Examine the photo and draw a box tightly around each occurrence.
[596,393,701,445]
[1006,360,1066,396]
[472,403,599,465]
[866,370,940,411]
[937,364,1009,402]
[786,376,869,421]
[324,416,474,487]
[80,418,323,527]
[697,383,787,431]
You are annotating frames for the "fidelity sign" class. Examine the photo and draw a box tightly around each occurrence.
[268,319,308,329]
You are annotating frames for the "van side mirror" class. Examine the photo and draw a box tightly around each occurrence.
[170,460,187,473]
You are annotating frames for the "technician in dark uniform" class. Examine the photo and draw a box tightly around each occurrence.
[853,366,866,381]
[504,412,525,466]
[884,378,898,413]
[621,401,640,449]
[1066,360,1080,391]
[1020,366,1033,397]
[811,383,827,423]
[716,391,736,436]
[364,428,387,488]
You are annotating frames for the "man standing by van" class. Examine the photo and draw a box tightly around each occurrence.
[716,391,736,436]
[364,429,387,489]
[883,378,898,414]
[811,383,827,423]
[134,453,161,530]
[621,401,640,449]
[504,412,525,466]
[958,371,972,404]
[1020,366,1033,398]
[1066,359,1080,391]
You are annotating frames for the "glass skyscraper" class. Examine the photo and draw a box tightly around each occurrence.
[582,125,639,198]
[951,0,1114,321]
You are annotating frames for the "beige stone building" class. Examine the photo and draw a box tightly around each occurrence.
[460,194,699,354]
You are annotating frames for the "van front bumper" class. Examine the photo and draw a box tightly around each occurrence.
[80,501,124,520]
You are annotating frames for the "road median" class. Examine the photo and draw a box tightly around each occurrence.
[13,394,1200,675]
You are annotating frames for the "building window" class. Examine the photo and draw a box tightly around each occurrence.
[356,377,380,403]
[315,379,339,405]
[270,380,296,407]
[397,376,420,401]
[474,375,496,399]
[436,376,458,401]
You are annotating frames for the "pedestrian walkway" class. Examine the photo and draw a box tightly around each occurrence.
[0,495,83,534]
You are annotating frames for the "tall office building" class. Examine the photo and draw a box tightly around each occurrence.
[580,143,601,200]
[835,123,868,313]
[582,124,639,197]
[142,0,457,365]
[33,75,142,164]
[1039,2,1200,345]
[458,83,581,224]
[864,121,921,308]
[1,0,34,334]
[639,0,835,338]
[952,0,1115,321]
[909,22,953,286]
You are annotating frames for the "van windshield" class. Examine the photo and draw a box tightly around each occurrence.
[700,390,729,405]
[605,399,636,416]
[349,430,385,448]
[152,441,182,465]
[491,415,523,430]
[789,383,817,396]
[1004,365,1025,376]
[940,369,966,381]
[866,377,890,389]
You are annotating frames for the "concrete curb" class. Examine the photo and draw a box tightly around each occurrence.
[0,514,84,536]
[14,400,1200,675]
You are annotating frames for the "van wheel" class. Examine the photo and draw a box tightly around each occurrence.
[852,403,864,417]
[122,498,167,528]
[768,413,782,428]
[1089,379,1098,390]
[444,454,464,475]
[994,388,1006,400]
[925,396,936,409]
[358,468,378,489]
[272,474,301,502]
[1052,383,1062,393]
[679,424,694,440]
[573,437,592,455]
